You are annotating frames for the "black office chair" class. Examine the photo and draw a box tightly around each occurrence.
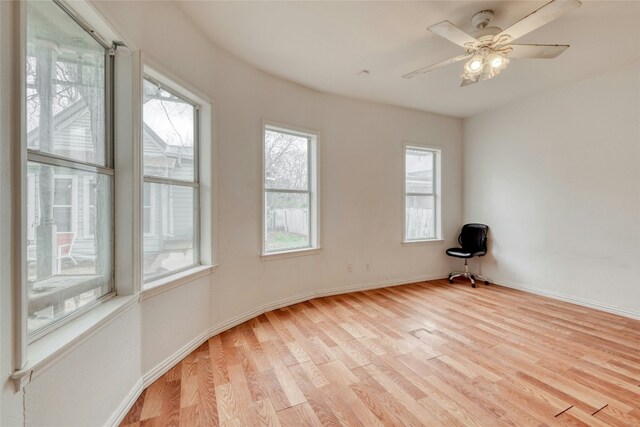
[446,223,490,288]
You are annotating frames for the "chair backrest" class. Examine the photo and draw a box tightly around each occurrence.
[458,223,488,254]
[57,232,75,257]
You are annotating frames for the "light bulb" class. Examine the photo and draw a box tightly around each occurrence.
[464,55,484,76]
[469,59,483,71]
[490,57,503,68]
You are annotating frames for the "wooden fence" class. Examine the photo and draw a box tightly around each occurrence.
[267,208,308,235]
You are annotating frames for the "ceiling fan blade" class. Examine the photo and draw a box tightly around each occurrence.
[402,54,472,79]
[495,0,582,45]
[508,44,570,59]
[428,21,479,49]
[460,74,480,87]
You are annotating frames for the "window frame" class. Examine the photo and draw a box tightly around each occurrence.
[403,143,442,243]
[261,121,320,257]
[142,181,156,237]
[23,0,117,343]
[141,74,201,283]
[82,176,96,239]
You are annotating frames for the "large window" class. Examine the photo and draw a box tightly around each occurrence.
[142,77,200,281]
[263,124,319,254]
[404,145,441,242]
[25,0,114,339]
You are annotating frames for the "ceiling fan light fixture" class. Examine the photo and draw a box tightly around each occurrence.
[481,52,510,80]
[405,0,582,86]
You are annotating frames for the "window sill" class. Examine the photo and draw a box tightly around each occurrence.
[11,295,138,389]
[402,239,445,247]
[261,247,322,261]
[140,264,215,301]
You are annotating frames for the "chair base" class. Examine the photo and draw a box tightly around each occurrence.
[448,259,490,288]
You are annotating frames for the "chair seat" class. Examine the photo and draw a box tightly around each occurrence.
[446,247,485,258]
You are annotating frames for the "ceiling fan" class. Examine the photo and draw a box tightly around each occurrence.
[402,0,582,86]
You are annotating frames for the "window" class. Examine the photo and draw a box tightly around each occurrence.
[142,77,200,281]
[263,124,319,254]
[404,145,441,241]
[25,0,114,339]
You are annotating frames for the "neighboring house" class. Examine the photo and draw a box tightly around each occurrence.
[142,124,194,255]
[27,101,194,261]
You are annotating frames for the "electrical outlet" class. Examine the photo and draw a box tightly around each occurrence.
[347,264,353,273]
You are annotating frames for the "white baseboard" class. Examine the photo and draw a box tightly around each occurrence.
[142,329,212,388]
[107,329,210,427]
[496,279,640,320]
[209,273,448,336]
[104,378,143,427]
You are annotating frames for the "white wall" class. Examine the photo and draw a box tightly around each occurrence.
[24,308,142,426]
[463,63,640,317]
[1,1,462,426]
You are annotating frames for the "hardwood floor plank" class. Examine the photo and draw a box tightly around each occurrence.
[261,368,295,412]
[288,363,341,426]
[276,402,321,427]
[556,406,612,427]
[178,405,200,427]
[214,383,238,424]
[180,353,199,408]
[272,360,307,407]
[196,356,219,426]
[593,404,640,426]
[295,361,330,388]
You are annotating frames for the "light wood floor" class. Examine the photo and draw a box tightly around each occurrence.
[121,280,640,426]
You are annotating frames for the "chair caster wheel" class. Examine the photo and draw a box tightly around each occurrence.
[485,281,490,285]
[448,279,453,284]
[471,283,477,288]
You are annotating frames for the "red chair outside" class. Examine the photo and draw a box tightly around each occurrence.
[57,232,77,273]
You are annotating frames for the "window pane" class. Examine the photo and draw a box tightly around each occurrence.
[406,195,435,240]
[143,79,196,181]
[143,183,197,280]
[26,162,113,336]
[265,130,308,190]
[265,192,310,252]
[406,149,433,194]
[26,0,106,165]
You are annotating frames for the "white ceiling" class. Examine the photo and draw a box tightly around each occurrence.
[176,1,640,118]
